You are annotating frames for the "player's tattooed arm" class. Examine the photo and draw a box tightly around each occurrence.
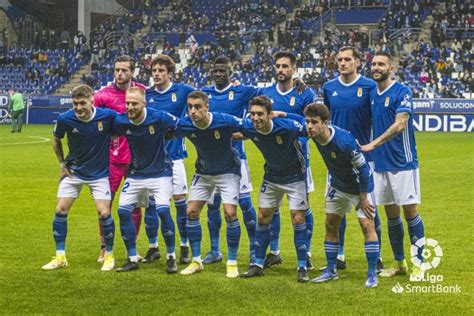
[52,136,72,178]
[361,112,409,152]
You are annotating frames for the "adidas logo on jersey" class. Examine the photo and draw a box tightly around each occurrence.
[190,133,197,138]
[253,137,260,142]
[148,97,155,103]
[332,91,338,96]
[126,129,132,135]
[72,128,79,133]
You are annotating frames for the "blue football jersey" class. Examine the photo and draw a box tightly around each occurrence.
[175,112,242,176]
[53,107,116,181]
[241,117,307,184]
[113,108,178,179]
[323,74,376,161]
[370,81,418,172]
[146,83,194,160]
[312,125,374,195]
[260,84,316,165]
[202,84,259,160]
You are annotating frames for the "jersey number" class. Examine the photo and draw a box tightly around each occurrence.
[191,175,200,186]
[327,188,336,200]
[122,182,130,193]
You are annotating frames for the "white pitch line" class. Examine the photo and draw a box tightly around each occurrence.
[0,136,50,146]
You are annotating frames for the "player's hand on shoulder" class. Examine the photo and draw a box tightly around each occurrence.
[271,111,287,118]
[360,143,375,153]
[232,132,244,140]
[294,77,307,94]
[232,79,241,86]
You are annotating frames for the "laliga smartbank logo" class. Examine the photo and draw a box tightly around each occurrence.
[391,238,461,294]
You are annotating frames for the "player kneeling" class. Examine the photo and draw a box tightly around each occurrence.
[305,103,379,288]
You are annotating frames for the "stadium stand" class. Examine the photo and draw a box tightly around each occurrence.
[0,0,471,98]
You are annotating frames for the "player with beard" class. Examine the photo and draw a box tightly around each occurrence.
[259,51,316,270]
[361,52,425,281]
[94,55,146,263]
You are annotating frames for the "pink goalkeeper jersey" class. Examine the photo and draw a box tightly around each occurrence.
[94,81,146,164]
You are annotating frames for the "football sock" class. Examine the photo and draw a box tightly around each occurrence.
[186,217,202,259]
[53,212,68,252]
[132,207,142,236]
[118,204,137,257]
[304,208,313,255]
[99,214,115,252]
[338,215,346,257]
[365,241,379,275]
[157,205,175,255]
[238,193,256,258]
[144,201,159,246]
[387,217,405,261]
[226,219,241,262]
[294,223,308,270]
[255,223,271,268]
[374,206,382,258]
[406,214,425,262]
[207,194,222,253]
[175,198,188,245]
[269,208,281,254]
[325,241,339,272]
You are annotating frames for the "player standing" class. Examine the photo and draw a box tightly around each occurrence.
[94,55,146,262]
[201,56,258,265]
[239,96,310,282]
[145,54,194,264]
[113,87,178,273]
[260,51,316,270]
[177,91,243,278]
[322,46,383,272]
[42,84,116,271]
[304,103,379,288]
[361,52,425,281]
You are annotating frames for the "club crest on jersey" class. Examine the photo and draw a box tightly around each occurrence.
[98,121,103,131]
[149,125,155,134]
[276,136,283,144]
[357,87,363,97]
[228,91,234,100]
[290,96,296,106]
[171,93,177,102]
[331,152,337,158]
[385,97,390,107]
[214,130,220,139]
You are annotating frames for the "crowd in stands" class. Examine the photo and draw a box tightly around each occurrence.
[0,0,471,98]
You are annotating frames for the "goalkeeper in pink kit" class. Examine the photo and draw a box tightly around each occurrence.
[94,55,146,262]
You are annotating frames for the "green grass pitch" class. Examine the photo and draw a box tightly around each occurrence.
[0,125,473,314]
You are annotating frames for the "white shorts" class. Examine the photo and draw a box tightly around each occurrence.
[374,168,421,206]
[189,173,240,205]
[239,159,253,193]
[119,177,173,207]
[57,176,111,200]
[172,159,188,195]
[259,180,309,210]
[306,166,315,193]
[325,186,376,219]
